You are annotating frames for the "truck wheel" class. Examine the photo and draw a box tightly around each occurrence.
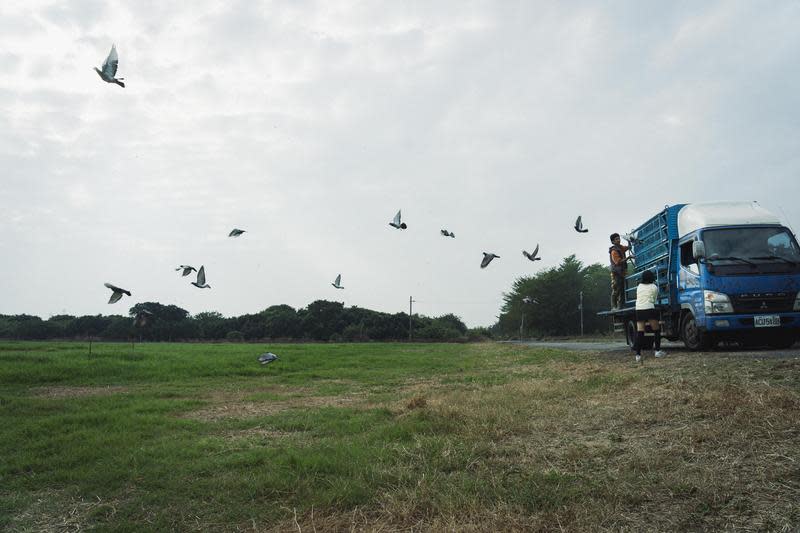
[682,314,713,351]
[626,321,636,347]
[627,320,655,349]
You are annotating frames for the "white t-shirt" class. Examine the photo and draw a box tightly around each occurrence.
[635,283,658,310]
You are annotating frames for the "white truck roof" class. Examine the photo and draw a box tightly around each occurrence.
[677,202,781,237]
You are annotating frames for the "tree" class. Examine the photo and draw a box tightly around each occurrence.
[262,305,301,338]
[497,255,611,337]
[299,300,346,340]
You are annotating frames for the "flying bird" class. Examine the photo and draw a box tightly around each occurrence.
[480,252,500,268]
[175,265,197,277]
[440,229,455,238]
[229,228,246,237]
[191,266,211,288]
[522,244,541,261]
[94,45,125,87]
[574,216,589,233]
[104,282,131,304]
[331,274,344,289]
[258,352,279,365]
[133,309,153,327]
[389,210,407,229]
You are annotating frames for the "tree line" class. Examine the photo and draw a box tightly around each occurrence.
[495,255,612,337]
[0,300,487,342]
[1,255,612,342]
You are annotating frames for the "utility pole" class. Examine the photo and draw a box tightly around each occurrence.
[409,296,416,340]
[579,290,584,336]
[520,313,525,340]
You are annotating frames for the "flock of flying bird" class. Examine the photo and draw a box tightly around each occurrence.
[93,45,594,360]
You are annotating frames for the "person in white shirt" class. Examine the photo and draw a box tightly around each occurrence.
[634,270,666,362]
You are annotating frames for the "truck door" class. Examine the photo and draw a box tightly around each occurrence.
[678,238,704,319]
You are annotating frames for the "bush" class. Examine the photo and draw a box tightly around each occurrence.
[414,323,462,341]
[225,331,244,342]
[467,327,493,342]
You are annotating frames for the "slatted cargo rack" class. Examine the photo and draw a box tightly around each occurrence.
[623,204,686,309]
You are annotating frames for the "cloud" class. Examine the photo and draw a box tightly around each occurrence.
[1,2,800,325]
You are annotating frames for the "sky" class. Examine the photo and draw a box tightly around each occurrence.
[2,1,800,327]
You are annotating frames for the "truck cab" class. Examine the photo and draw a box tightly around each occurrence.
[609,202,800,350]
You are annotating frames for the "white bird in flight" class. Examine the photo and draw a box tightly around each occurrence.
[94,45,125,88]
[389,210,407,230]
[175,265,197,277]
[331,274,344,289]
[523,245,541,261]
[480,253,500,268]
[104,283,131,304]
[133,309,153,327]
[191,266,211,289]
[229,228,246,237]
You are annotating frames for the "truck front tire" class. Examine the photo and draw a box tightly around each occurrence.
[682,313,714,351]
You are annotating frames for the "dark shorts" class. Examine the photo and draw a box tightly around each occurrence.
[636,309,659,322]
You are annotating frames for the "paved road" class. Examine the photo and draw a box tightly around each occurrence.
[510,340,800,358]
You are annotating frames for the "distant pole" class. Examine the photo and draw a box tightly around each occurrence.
[579,291,584,336]
[88,336,92,357]
[409,296,415,340]
[520,313,525,340]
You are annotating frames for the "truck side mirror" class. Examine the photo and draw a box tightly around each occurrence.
[692,241,706,260]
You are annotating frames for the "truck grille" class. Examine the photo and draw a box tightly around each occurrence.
[731,292,795,314]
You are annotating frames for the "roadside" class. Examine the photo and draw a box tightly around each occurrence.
[509,339,800,359]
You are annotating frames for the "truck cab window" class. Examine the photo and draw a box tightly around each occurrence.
[680,240,699,274]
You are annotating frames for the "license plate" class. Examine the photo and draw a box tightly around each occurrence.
[754,315,781,328]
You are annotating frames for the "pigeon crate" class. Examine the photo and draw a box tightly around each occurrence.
[624,205,685,307]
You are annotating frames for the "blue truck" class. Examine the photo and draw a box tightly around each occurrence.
[605,202,800,350]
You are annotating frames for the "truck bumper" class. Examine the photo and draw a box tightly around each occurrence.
[701,313,800,334]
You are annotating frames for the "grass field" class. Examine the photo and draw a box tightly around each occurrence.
[1,341,799,531]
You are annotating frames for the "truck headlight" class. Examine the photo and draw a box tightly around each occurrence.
[794,292,800,311]
[704,290,733,314]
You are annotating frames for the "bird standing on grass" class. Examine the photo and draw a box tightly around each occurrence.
[258,352,279,365]
[94,45,125,87]
[104,283,131,304]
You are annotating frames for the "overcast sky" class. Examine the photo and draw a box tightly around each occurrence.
[2,1,800,327]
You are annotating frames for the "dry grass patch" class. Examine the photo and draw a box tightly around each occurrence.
[183,392,368,421]
[7,489,128,532]
[367,353,800,531]
[222,427,297,441]
[29,385,129,399]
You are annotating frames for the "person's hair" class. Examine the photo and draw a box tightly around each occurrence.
[641,270,656,284]
[610,233,620,243]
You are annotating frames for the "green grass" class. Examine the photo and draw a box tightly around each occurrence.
[1,341,799,531]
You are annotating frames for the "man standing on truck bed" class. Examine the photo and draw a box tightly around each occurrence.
[609,233,631,310]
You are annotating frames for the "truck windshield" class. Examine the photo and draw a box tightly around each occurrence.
[703,227,800,273]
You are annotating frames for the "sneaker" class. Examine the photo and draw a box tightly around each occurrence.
[635,354,642,363]
[654,350,666,358]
